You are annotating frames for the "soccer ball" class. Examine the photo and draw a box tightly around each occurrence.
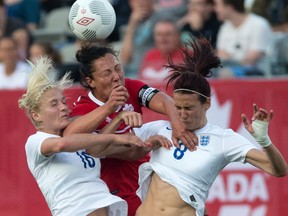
[68,0,116,41]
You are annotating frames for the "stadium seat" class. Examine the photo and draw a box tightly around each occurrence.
[32,7,75,44]
[267,32,288,76]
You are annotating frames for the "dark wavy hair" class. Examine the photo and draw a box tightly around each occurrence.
[223,0,245,13]
[75,42,118,90]
[165,36,221,103]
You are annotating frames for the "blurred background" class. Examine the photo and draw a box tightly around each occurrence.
[0,0,287,215]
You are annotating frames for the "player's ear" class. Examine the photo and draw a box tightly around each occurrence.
[31,110,41,122]
[204,98,211,111]
[85,76,96,88]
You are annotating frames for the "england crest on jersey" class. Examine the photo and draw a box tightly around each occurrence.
[200,135,210,146]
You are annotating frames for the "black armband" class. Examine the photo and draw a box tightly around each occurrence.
[138,85,160,108]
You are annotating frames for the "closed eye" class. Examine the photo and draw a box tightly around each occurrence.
[176,106,193,111]
[62,97,67,105]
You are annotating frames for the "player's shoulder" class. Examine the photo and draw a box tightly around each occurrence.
[204,123,235,136]
[136,120,170,134]
[26,132,57,151]
[26,133,38,149]
[71,103,97,118]
[125,78,147,89]
[74,94,92,104]
[134,120,170,140]
[72,93,98,113]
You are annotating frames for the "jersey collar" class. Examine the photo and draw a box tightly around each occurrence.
[88,91,104,106]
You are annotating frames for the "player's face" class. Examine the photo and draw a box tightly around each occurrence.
[173,92,210,131]
[32,88,70,135]
[86,53,125,102]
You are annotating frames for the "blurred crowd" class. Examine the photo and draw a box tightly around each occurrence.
[0,0,288,89]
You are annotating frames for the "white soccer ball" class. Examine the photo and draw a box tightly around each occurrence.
[68,0,116,41]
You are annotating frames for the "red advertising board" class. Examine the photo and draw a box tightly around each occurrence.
[1,79,287,216]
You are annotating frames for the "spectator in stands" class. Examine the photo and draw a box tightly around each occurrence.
[29,41,82,83]
[249,0,288,75]
[28,41,62,80]
[120,0,155,77]
[120,0,183,78]
[0,0,26,37]
[0,0,31,60]
[214,0,273,78]
[0,36,30,89]
[154,0,187,19]
[18,56,151,216]
[251,0,288,32]
[177,0,222,47]
[4,0,40,31]
[139,17,183,82]
[29,42,62,66]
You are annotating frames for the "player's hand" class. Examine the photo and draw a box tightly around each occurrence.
[171,123,198,151]
[241,103,273,133]
[241,103,273,147]
[105,85,129,113]
[145,135,172,150]
[117,111,143,128]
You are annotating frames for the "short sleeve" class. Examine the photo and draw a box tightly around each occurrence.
[125,78,147,102]
[25,133,56,171]
[222,129,257,163]
[125,78,160,108]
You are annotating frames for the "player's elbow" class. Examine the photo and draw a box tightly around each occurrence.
[277,169,287,177]
[53,139,70,153]
[272,166,288,177]
[274,171,287,177]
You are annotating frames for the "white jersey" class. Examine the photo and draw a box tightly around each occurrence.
[216,13,272,62]
[25,132,127,216]
[134,120,256,216]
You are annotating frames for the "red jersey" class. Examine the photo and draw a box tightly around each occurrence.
[70,78,158,216]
